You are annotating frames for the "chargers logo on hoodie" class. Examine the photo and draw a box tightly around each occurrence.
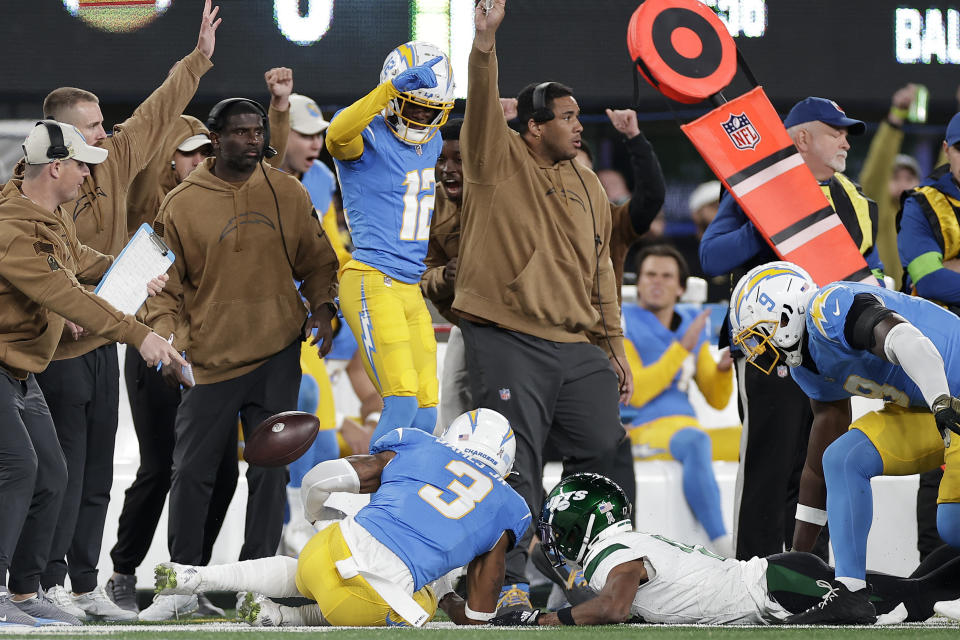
[219,212,276,242]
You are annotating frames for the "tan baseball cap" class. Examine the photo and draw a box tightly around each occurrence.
[23,120,108,165]
[177,133,212,152]
[289,94,329,135]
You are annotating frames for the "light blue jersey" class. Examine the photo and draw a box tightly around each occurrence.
[354,428,531,591]
[620,304,708,425]
[333,115,441,283]
[792,282,960,405]
[301,161,337,214]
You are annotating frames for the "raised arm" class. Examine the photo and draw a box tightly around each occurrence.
[606,108,665,235]
[264,67,292,168]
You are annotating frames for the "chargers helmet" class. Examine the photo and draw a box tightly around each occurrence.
[729,261,817,373]
[439,409,515,478]
[539,473,633,566]
[380,41,454,145]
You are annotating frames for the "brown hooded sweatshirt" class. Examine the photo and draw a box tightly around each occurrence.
[0,183,150,379]
[455,44,624,359]
[144,157,339,384]
[420,187,461,325]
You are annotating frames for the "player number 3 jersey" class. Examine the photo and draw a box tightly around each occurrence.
[354,428,531,591]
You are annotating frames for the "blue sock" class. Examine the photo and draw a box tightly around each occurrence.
[287,430,340,488]
[937,502,960,549]
[823,429,883,581]
[368,395,418,451]
[410,406,437,434]
[669,428,726,540]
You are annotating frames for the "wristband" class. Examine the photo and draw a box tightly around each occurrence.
[889,106,909,120]
[364,411,382,426]
[556,606,575,625]
[464,604,495,622]
[795,504,828,526]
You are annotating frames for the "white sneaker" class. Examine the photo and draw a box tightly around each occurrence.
[154,562,201,595]
[138,594,199,621]
[73,585,138,622]
[45,585,87,621]
[935,598,960,620]
[875,602,908,625]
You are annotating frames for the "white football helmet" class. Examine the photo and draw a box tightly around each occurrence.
[439,409,516,478]
[380,41,454,145]
[729,261,817,372]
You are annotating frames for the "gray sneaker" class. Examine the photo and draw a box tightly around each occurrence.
[106,574,139,613]
[73,585,138,622]
[194,593,225,618]
[11,591,79,626]
[0,592,37,628]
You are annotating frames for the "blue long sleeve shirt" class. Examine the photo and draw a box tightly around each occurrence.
[898,168,960,304]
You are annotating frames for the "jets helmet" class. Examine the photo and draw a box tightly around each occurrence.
[439,409,515,478]
[380,41,454,145]
[539,473,633,566]
[729,261,817,373]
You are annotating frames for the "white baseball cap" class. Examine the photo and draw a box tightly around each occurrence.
[289,94,329,135]
[23,120,108,165]
[177,133,212,152]
[688,180,721,213]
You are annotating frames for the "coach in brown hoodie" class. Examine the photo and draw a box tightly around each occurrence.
[0,121,183,623]
[140,98,338,601]
[452,0,634,609]
[24,4,221,617]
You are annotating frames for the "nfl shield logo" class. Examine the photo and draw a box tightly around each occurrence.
[721,112,761,150]
[499,388,511,401]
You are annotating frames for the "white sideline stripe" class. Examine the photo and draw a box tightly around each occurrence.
[730,153,804,198]
[775,215,842,255]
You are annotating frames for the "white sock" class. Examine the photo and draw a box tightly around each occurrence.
[198,557,301,597]
[279,603,329,626]
[836,576,867,592]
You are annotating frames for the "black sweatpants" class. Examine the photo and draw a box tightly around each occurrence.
[167,340,299,565]
[110,349,238,575]
[917,468,945,560]
[734,357,830,560]
[0,371,68,594]
[461,321,626,585]
[36,344,119,593]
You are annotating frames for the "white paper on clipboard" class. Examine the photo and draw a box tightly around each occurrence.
[94,223,175,315]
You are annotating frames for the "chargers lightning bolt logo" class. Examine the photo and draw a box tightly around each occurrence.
[358,278,381,388]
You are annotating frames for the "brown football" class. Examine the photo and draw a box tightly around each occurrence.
[244,411,320,467]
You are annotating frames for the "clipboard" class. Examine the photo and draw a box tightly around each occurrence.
[94,223,175,315]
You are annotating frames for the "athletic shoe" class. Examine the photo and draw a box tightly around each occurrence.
[530,542,596,606]
[138,594,198,621]
[106,574,139,613]
[194,593,225,618]
[11,591,79,626]
[784,580,876,625]
[875,602,908,625]
[496,583,532,615]
[935,598,960,620]
[0,592,38,627]
[74,585,138,622]
[154,562,201,595]
[45,585,88,621]
[237,591,283,627]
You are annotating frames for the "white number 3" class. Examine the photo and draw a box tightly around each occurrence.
[419,460,493,519]
[399,168,435,242]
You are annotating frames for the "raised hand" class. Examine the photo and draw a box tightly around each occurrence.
[474,0,506,49]
[197,0,221,59]
[392,57,442,93]
[265,67,293,110]
[500,97,518,121]
[605,108,641,139]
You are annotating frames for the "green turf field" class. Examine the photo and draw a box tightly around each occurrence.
[0,621,956,639]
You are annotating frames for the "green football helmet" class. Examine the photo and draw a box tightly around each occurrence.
[539,473,633,566]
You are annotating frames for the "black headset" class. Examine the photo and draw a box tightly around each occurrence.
[531,82,556,123]
[36,120,70,161]
[206,97,277,158]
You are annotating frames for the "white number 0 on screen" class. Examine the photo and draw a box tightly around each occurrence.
[418,460,493,519]
[399,168,435,242]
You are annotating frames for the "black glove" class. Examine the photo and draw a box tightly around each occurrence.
[932,394,960,447]
[490,609,542,626]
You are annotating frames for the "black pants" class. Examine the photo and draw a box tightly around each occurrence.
[461,321,625,585]
[110,349,238,575]
[168,341,299,564]
[35,344,119,593]
[733,357,828,560]
[0,371,68,593]
[917,468,945,560]
[766,548,960,621]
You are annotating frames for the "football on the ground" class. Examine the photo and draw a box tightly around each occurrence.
[244,411,320,467]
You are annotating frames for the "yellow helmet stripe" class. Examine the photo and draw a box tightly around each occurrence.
[396,44,415,68]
